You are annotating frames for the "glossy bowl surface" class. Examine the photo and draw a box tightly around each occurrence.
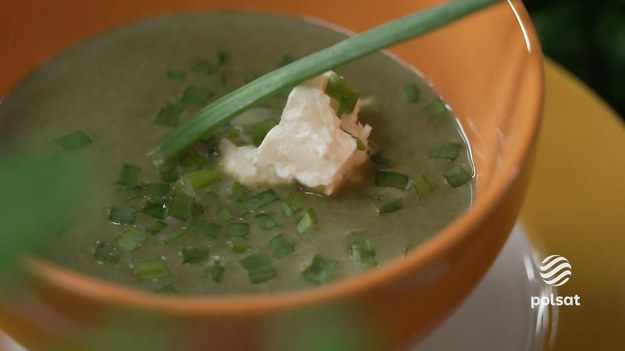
[0,0,542,350]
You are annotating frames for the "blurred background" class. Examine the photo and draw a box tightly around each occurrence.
[526,0,625,120]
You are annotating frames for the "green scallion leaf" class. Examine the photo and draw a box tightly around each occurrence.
[54,130,92,151]
[430,142,462,160]
[412,174,433,198]
[167,70,186,82]
[121,185,144,200]
[187,218,220,237]
[280,201,302,217]
[296,209,317,234]
[141,200,167,219]
[146,220,167,235]
[255,213,278,230]
[230,182,251,198]
[217,207,233,222]
[325,73,359,116]
[168,191,194,221]
[252,118,278,146]
[375,197,403,214]
[108,205,136,225]
[270,234,295,259]
[94,242,120,263]
[231,240,251,253]
[181,86,215,106]
[374,171,409,189]
[158,163,179,182]
[204,265,225,282]
[131,257,171,280]
[246,189,279,211]
[155,283,178,295]
[162,230,189,245]
[228,222,249,238]
[370,152,393,167]
[218,51,230,66]
[351,238,377,266]
[179,149,207,172]
[444,165,472,187]
[191,60,217,76]
[117,164,141,186]
[239,252,277,284]
[114,228,146,252]
[425,98,448,118]
[155,103,185,127]
[181,169,221,190]
[182,245,210,264]
[302,255,338,285]
[403,83,419,102]
[145,183,170,198]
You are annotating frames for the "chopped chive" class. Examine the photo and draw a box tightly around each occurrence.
[230,182,251,198]
[187,218,220,237]
[108,205,136,225]
[167,70,186,82]
[179,149,207,172]
[425,98,447,118]
[155,283,178,295]
[375,197,404,214]
[430,142,462,161]
[131,257,171,280]
[121,185,144,200]
[354,136,366,151]
[217,207,233,222]
[370,152,393,167]
[155,103,185,127]
[162,230,189,245]
[296,209,317,234]
[54,130,92,151]
[280,201,302,217]
[246,189,279,210]
[302,255,338,285]
[181,169,221,190]
[145,183,170,198]
[239,252,277,284]
[252,118,278,146]
[218,51,230,65]
[114,228,146,252]
[191,60,217,76]
[117,164,141,186]
[204,265,225,282]
[444,165,472,187]
[146,220,167,235]
[182,245,210,264]
[192,201,205,217]
[374,171,409,189]
[141,200,167,219]
[325,73,359,116]
[412,174,433,198]
[158,163,179,182]
[351,238,377,266]
[255,213,278,230]
[403,83,419,102]
[168,191,194,221]
[270,234,295,259]
[231,240,251,253]
[94,242,119,263]
[181,86,215,106]
[228,222,249,238]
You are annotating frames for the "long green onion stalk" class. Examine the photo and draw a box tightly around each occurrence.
[158,0,505,160]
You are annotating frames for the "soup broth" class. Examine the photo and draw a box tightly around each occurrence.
[0,11,473,295]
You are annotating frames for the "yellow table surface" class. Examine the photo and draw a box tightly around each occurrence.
[521,59,625,350]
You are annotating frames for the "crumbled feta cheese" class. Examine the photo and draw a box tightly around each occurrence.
[219,72,371,195]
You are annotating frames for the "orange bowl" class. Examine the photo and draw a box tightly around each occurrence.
[0,0,542,350]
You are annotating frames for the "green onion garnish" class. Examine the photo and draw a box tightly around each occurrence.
[430,142,462,160]
[146,220,167,235]
[94,242,120,263]
[108,205,136,225]
[54,130,92,151]
[182,245,210,264]
[145,183,171,198]
[162,230,189,245]
[155,103,185,127]
[255,213,279,230]
[187,218,220,237]
[403,83,419,102]
[181,169,221,190]
[204,265,225,282]
[252,118,279,146]
[351,238,377,266]
[117,164,141,186]
[167,70,186,82]
[444,165,473,187]
[121,185,144,200]
[191,60,217,76]
[296,209,317,234]
[155,283,178,295]
[114,228,146,252]
[158,0,504,160]
[218,51,230,66]
[239,252,277,284]
[181,86,215,106]
[374,171,409,189]
[325,73,359,117]
[375,197,404,214]
[280,201,302,217]
[412,174,433,198]
[354,136,366,151]
[141,200,167,219]
[302,255,338,285]
[168,191,194,221]
[270,234,295,259]
[228,222,249,238]
[370,152,393,167]
[179,149,207,172]
[230,182,251,198]
[246,189,279,211]
[158,163,179,182]
[217,207,233,222]
[425,98,448,118]
[231,240,251,253]
[131,257,171,280]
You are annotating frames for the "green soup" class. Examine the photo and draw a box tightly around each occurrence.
[0,11,474,295]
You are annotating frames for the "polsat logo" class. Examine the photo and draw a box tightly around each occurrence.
[530,254,580,309]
